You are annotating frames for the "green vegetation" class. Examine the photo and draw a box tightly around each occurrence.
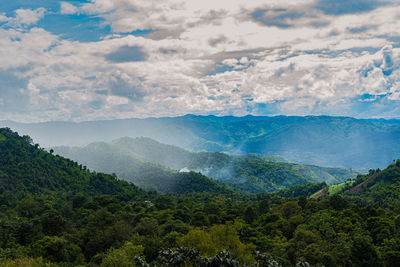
[328,180,356,195]
[54,137,357,193]
[52,141,232,195]
[270,182,326,198]
[318,162,400,203]
[1,128,400,266]
[0,129,147,200]
[5,115,400,169]
[344,161,400,205]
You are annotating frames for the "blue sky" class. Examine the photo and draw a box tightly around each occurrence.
[0,0,400,122]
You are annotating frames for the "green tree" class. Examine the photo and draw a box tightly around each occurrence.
[101,241,144,267]
[32,236,83,264]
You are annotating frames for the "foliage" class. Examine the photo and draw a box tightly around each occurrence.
[53,141,233,194]
[54,137,357,194]
[100,241,144,267]
[0,128,148,200]
[340,160,400,205]
[0,257,54,267]
[0,128,400,266]
[177,222,255,264]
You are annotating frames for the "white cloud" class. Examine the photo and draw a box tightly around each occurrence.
[0,13,8,23]
[60,2,80,15]
[1,0,400,121]
[7,8,46,28]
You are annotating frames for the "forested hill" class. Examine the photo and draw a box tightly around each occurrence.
[0,128,231,197]
[352,160,400,204]
[0,128,146,200]
[2,128,400,266]
[324,160,400,205]
[2,115,400,169]
[54,137,358,193]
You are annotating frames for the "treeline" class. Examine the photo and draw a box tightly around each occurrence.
[2,187,400,266]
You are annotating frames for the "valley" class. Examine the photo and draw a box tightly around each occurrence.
[53,136,357,193]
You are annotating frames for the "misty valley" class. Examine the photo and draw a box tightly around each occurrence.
[1,116,400,266]
[52,136,358,194]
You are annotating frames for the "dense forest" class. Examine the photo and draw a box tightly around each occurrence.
[53,137,357,193]
[1,128,400,266]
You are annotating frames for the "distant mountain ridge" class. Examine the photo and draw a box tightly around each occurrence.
[0,128,231,195]
[2,115,400,169]
[54,137,358,193]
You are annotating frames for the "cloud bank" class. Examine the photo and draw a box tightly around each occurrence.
[0,0,399,121]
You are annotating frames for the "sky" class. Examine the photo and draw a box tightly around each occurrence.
[1,0,400,122]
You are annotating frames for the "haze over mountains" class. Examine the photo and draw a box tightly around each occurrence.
[53,137,357,193]
[2,115,400,170]
[0,128,230,196]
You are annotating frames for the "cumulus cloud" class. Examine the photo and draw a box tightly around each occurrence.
[60,2,80,15]
[6,8,46,28]
[0,0,400,121]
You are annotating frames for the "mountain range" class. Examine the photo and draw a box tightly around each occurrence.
[2,115,400,170]
[53,137,357,193]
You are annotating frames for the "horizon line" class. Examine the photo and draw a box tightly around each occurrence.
[1,114,400,124]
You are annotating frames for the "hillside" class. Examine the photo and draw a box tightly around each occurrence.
[1,128,400,266]
[54,137,358,193]
[2,115,400,170]
[0,128,231,197]
[347,161,400,204]
[311,160,400,205]
[0,128,146,200]
[53,142,231,194]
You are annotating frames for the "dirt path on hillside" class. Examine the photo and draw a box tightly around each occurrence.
[312,188,327,199]
[349,173,378,193]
